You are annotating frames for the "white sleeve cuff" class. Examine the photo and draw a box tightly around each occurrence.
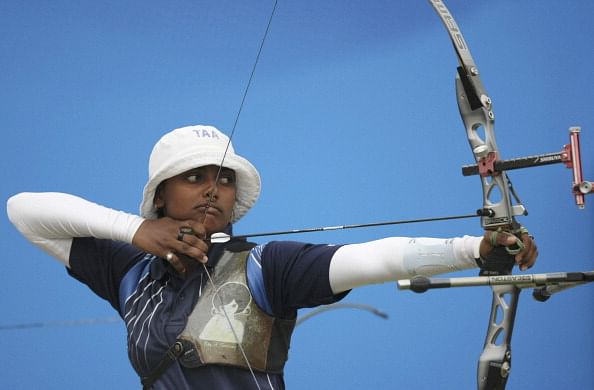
[453,235,482,262]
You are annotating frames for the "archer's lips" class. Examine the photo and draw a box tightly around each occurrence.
[194,204,222,215]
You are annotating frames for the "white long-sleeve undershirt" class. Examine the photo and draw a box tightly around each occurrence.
[6,192,145,266]
[7,192,481,291]
[329,236,481,294]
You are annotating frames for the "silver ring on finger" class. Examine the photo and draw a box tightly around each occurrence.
[177,227,194,241]
[165,252,174,262]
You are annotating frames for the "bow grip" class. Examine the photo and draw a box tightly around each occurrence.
[477,246,516,276]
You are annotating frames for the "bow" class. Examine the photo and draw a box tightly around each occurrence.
[427,1,523,388]
[396,1,593,389]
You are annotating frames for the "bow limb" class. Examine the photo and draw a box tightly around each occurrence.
[429,1,525,389]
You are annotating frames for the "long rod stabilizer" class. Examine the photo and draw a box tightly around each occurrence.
[397,270,594,296]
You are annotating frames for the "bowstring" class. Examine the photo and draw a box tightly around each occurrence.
[207,0,279,200]
[198,1,279,388]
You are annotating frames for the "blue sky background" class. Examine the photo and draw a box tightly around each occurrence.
[1,1,592,389]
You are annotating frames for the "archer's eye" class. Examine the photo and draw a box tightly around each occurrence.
[219,170,236,185]
[185,173,203,183]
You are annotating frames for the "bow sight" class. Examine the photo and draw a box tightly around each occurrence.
[462,126,592,209]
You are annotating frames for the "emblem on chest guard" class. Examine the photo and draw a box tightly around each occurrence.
[199,281,251,344]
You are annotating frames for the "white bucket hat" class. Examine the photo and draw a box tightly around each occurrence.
[140,125,260,223]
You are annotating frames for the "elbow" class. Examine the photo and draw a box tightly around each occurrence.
[6,192,38,231]
[7,192,27,224]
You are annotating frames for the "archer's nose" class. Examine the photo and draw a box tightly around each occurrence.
[204,181,218,200]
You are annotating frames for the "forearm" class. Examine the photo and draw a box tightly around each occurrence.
[6,192,144,266]
[329,236,481,294]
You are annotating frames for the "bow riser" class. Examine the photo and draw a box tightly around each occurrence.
[455,76,527,229]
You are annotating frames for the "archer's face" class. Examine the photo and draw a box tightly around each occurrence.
[154,165,237,234]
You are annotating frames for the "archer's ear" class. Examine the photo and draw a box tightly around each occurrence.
[153,182,165,209]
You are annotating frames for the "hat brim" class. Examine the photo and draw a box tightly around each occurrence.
[140,150,260,223]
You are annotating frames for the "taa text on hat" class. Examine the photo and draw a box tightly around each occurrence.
[193,129,220,139]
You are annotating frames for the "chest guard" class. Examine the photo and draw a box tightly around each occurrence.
[177,245,295,374]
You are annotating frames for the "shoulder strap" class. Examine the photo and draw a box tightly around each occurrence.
[140,341,185,389]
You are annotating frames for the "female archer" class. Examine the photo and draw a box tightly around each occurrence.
[7,124,537,389]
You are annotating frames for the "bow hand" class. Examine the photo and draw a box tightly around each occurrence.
[478,229,538,274]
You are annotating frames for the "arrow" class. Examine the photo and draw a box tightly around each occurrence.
[210,213,480,243]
